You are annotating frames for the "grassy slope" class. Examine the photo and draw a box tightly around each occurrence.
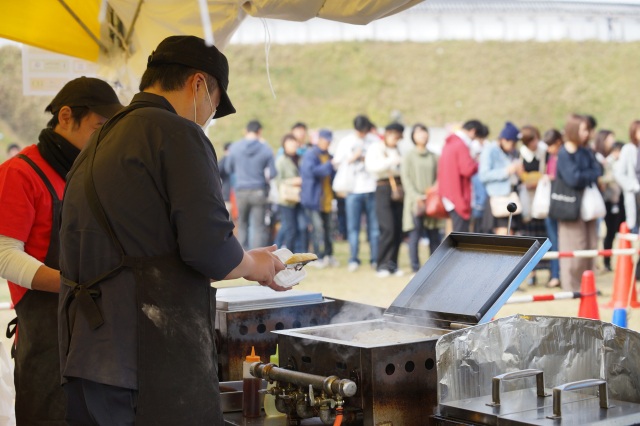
[209,40,640,152]
[1,41,638,160]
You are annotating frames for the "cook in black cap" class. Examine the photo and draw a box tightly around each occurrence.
[0,75,122,425]
[146,35,236,119]
[57,35,285,425]
[45,76,123,120]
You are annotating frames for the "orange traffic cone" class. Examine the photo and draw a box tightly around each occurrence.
[578,270,599,320]
[602,223,640,309]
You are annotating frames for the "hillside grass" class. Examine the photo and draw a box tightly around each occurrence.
[208,40,640,152]
[2,40,640,159]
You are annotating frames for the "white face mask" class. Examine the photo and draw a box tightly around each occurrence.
[194,79,216,130]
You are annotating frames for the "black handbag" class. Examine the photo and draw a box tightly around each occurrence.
[548,176,583,221]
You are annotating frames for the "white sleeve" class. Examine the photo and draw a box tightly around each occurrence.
[365,143,393,174]
[333,136,353,166]
[0,235,43,289]
[613,145,640,193]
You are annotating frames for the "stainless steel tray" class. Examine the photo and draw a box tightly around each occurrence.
[215,286,324,311]
[386,233,550,327]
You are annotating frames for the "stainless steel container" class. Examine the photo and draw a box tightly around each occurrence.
[272,233,551,425]
[215,286,384,381]
[435,315,640,425]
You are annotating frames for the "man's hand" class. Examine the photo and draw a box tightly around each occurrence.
[349,148,363,163]
[263,281,291,292]
[244,245,287,290]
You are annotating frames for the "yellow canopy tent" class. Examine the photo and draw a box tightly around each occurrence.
[0,0,422,95]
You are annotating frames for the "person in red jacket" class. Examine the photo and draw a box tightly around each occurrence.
[437,120,484,232]
[0,77,123,425]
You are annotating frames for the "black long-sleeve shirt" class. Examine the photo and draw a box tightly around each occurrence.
[59,93,243,389]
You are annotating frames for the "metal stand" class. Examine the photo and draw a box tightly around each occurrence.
[506,202,517,235]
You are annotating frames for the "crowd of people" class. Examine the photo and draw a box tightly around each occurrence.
[222,114,640,291]
[0,32,639,424]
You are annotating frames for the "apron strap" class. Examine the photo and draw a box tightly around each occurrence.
[60,105,148,331]
[6,317,17,359]
[6,317,17,339]
[83,136,126,257]
[16,154,60,202]
[81,103,151,257]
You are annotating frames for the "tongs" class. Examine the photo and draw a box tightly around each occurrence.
[284,253,318,271]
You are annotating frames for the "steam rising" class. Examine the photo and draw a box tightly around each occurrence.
[330,303,383,325]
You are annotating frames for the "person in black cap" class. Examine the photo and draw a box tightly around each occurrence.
[0,76,122,425]
[58,35,287,425]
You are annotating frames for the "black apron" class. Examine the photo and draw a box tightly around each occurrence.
[5,154,66,425]
[59,105,224,425]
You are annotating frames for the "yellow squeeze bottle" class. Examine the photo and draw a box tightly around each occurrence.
[263,345,284,417]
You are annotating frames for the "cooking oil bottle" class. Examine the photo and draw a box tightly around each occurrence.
[263,345,284,417]
[243,346,261,418]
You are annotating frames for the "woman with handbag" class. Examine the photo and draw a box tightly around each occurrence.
[365,122,405,277]
[275,133,307,253]
[518,125,550,285]
[540,129,564,288]
[556,114,603,292]
[401,123,443,274]
[479,122,522,235]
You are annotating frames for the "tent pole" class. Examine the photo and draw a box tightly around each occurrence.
[124,0,144,47]
[57,0,109,53]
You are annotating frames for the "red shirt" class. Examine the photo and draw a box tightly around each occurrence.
[437,134,478,220]
[0,145,65,305]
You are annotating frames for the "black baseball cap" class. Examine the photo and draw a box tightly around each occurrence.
[147,35,236,119]
[45,77,123,119]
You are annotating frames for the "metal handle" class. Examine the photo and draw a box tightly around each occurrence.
[486,369,549,407]
[251,362,357,398]
[546,379,609,419]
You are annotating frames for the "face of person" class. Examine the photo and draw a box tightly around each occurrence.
[578,121,590,145]
[547,141,561,155]
[635,127,640,143]
[605,133,616,153]
[65,111,108,149]
[500,138,516,153]
[384,130,402,148]
[527,137,539,152]
[193,75,220,127]
[413,128,429,147]
[283,137,299,155]
[292,127,307,144]
[317,137,330,151]
[611,147,621,160]
[7,147,20,158]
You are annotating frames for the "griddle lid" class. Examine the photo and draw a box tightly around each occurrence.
[386,233,550,326]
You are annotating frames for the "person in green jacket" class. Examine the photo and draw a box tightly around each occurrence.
[401,123,443,273]
[275,133,307,252]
